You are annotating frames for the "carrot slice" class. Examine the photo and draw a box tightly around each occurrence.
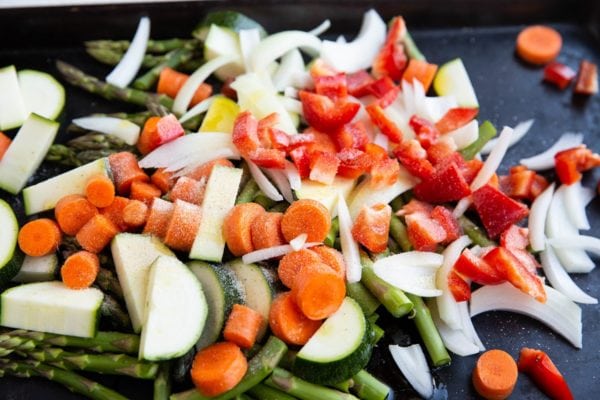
[18,218,61,257]
[311,245,346,280]
[99,196,130,232]
[169,177,205,205]
[163,199,202,252]
[108,152,149,195]
[223,304,265,349]
[137,116,162,156]
[185,158,234,182]
[157,67,213,106]
[278,249,322,289]
[54,194,98,236]
[472,349,518,400]
[75,214,119,253]
[269,292,322,345]
[0,132,12,161]
[190,341,248,397]
[130,181,161,206]
[251,212,286,250]
[281,199,331,243]
[292,261,346,320]
[122,199,149,228]
[516,25,562,65]
[223,203,266,256]
[85,175,116,208]
[151,168,175,194]
[61,251,100,290]
[143,198,174,240]
[402,59,438,91]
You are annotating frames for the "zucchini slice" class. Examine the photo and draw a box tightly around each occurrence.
[18,69,65,120]
[12,253,58,283]
[0,199,20,286]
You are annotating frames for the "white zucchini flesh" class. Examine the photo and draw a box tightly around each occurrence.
[0,199,18,270]
[22,158,110,215]
[111,233,174,333]
[140,256,208,361]
[190,166,243,262]
[13,253,58,283]
[0,281,103,338]
[0,65,28,130]
[0,113,59,194]
[18,69,65,120]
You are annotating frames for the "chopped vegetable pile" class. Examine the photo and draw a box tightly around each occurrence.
[0,8,599,400]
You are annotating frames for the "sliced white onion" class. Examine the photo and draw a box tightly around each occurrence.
[336,35,347,44]
[528,183,555,252]
[541,247,597,304]
[283,86,299,98]
[173,54,239,114]
[242,241,320,264]
[289,234,308,251]
[264,168,294,204]
[373,132,389,150]
[429,299,480,356]
[373,252,444,297]
[308,19,331,36]
[337,194,362,283]
[452,197,472,219]
[273,49,305,92]
[444,119,479,150]
[171,148,238,176]
[284,161,302,191]
[562,181,590,230]
[471,126,514,190]
[520,132,584,170]
[459,301,485,351]
[436,236,472,330]
[239,28,262,72]
[320,9,386,73]
[389,344,434,399]
[470,282,582,348]
[178,96,215,124]
[247,160,284,202]
[422,95,458,123]
[106,17,150,88]
[549,235,600,258]
[250,31,321,73]
[281,97,303,115]
[72,116,140,145]
[480,119,534,155]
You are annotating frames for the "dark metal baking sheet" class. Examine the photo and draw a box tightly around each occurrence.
[1,1,599,398]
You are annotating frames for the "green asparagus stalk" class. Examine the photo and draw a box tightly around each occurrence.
[253,193,276,209]
[133,48,194,90]
[170,336,288,400]
[0,335,36,357]
[324,217,340,248]
[458,216,496,247]
[269,202,289,213]
[277,350,297,371]
[100,293,132,332]
[46,132,136,167]
[370,323,385,344]
[171,347,195,384]
[86,47,167,68]
[247,383,298,400]
[9,330,140,354]
[154,362,172,400]
[96,268,124,301]
[351,370,390,400]
[265,368,359,400]
[330,378,354,393]
[403,31,426,61]
[387,237,402,254]
[56,60,174,108]
[390,215,413,252]
[460,120,497,160]
[390,195,405,212]
[236,179,260,204]
[86,38,196,53]
[405,293,451,367]
[359,253,413,318]
[346,282,380,316]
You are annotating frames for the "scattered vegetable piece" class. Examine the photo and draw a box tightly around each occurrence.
[351,203,392,253]
[223,304,265,349]
[61,251,100,290]
[574,59,598,95]
[292,261,346,320]
[190,341,248,397]
[76,214,119,253]
[122,199,148,228]
[0,132,11,160]
[223,202,266,256]
[543,62,576,90]
[108,152,149,195]
[157,67,213,106]
[163,199,202,252]
[85,175,116,208]
[281,199,331,243]
[518,347,574,400]
[54,194,98,236]
[99,196,130,232]
[516,25,562,65]
[269,292,322,345]
[554,145,600,184]
[18,218,62,257]
[251,211,286,250]
[278,249,322,288]
[472,349,518,400]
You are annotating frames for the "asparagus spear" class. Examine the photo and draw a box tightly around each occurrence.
[247,383,298,400]
[346,282,380,316]
[390,215,413,252]
[8,330,140,354]
[265,368,359,400]
[154,362,172,400]
[100,294,133,332]
[86,47,167,69]
[0,335,36,357]
[86,38,196,53]
[236,179,260,204]
[351,370,390,400]
[460,120,497,160]
[324,217,340,247]
[46,132,136,167]
[56,60,174,108]
[133,47,195,90]
[459,215,496,247]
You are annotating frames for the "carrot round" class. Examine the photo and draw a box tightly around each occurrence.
[143,198,174,240]
[54,194,98,236]
[251,212,286,250]
[292,262,346,320]
[122,199,149,228]
[108,152,149,195]
[190,341,248,397]
[311,245,346,280]
[18,218,61,257]
[281,199,331,243]
[157,67,213,106]
[163,199,202,252]
[516,25,562,65]
[223,304,265,349]
[269,292,322,346]
[223,203,266,256]
[278,249,322,288]
[169,176,205,205]
[99,196,130,232]
[0,132,12,161]
[151,168,175,194]
[76,214,119,253]
[61,251,100,290]
[472,349,518,400]
[130,181,161,206]
[85,175,115,208]
[185,158,234,182]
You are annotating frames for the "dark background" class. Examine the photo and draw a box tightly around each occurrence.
[1,0,600,398]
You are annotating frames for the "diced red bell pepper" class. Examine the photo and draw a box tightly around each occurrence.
[308,151,340,185]
[405,212,447,251]
[289,146,311,179]
[303,128,338,154]
[413,162,471,203]
[543,62,576,90]
[434,108,479,134]
[454,248,504,285]
[299,90,360,132]
[401,59,438,92]
[0,132,11,161]
[518,348,574,400]
[249,148,287,169]
[347,70,375,98]
[472,184,529,239]
[574,59,598,95]
[287,132,315,150]
[554,145,600,185]
[372,16,408,80]
[337,148,372,179]
[352,203,392,253]
[257,113,281,148]
[530,174,550,199]
[267,128,290,150]
[232,111,260,158]
[314,73,348,99]
[500,168,536,199]
[370,158,400,188]
[409,115,440,149]
[333,121,369,150]
[483,247,546,302]
[309,59,338,78]
[461,158,484,185]
[377,85,401,108]
[430,206,461,244]
[426,139,464,167]
[500,224,528,250]
[399,199,433,216]
[447,270,471,302]
[156,114,185,144]
[366,76,397,99]
[366,103,404,143]
[393,139,434,180]
[365,143,389,162]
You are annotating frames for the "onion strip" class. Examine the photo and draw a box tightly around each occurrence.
[337,194,362,283]
[373,252,444,297]
[540,247,597,304]
[480,119,534,155]
[242,241,320,264]
[247,160,284,202]
[520,132,584,170]
[528,183,555,252]
[429,299,481,356]
[72,116,140,145]
[250,31,321,73]
[178,96,215,124]
[562,181,591,230]
[389,344,434,399]
[106,17,150,88]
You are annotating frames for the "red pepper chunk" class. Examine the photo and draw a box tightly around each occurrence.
[472,184,529,239]
[137,115,184,155]
[393,139,434,180]
[409,115,440,149]
[314,73,348,99]
[289,146,311,179]
[333,121,369,150]
[372,16,408,81]
[337,148,372,179]
[518,348,574,400]
[249,148,286,169]
[574,59,598,95]
[370,158,400,188]
[543,62,576,90]
[299,90,360,132]
[434,107,479,134]
[366,102,404,143]
[347,70,375,98]
[308,151,339,185]
[366,76,397,99]
[232,111,260,158]
[447,270,471,302]
[430,206,461,244]
[405,212,447,251]
[454,248,504,285]
[554,145,600,184]
[413,162,471,203]
[352,203,392,253]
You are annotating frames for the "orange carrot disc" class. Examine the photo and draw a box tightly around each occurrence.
[18,218,61,257]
